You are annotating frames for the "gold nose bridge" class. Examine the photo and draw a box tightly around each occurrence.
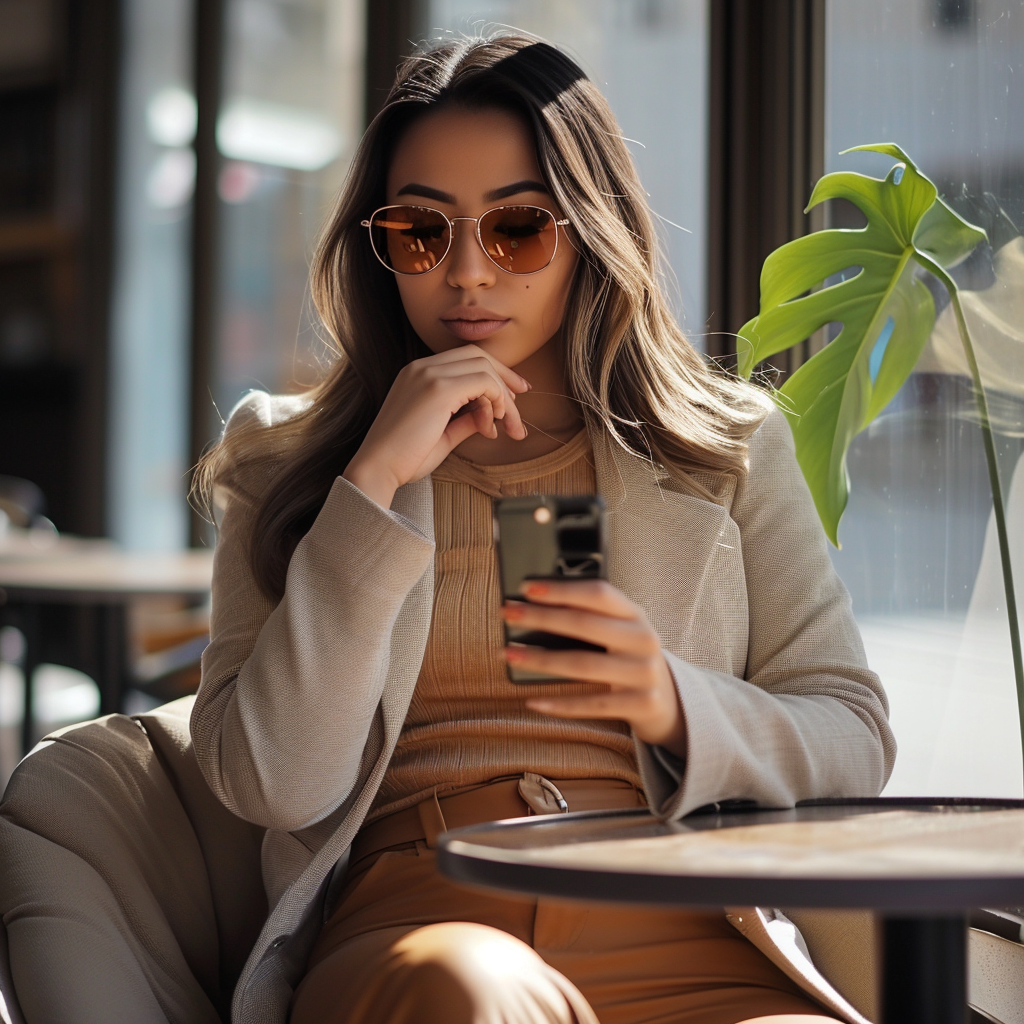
[447,216,488,264]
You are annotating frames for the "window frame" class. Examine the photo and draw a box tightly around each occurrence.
[706,0,825,374]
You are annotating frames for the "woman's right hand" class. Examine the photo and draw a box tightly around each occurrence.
[342,344,530,508]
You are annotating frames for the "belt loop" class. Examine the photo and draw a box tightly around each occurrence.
[418,789,448,848]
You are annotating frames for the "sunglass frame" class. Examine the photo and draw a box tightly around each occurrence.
[360,204,571,276]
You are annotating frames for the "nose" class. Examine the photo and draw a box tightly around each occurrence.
[445,218,496,290]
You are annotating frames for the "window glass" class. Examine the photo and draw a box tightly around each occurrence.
[825,0,1024,796]
[422,0,709,339]
[108,0,194,550]
[212,0,365,419]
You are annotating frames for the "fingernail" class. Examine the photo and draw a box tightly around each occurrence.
[501,604,526,621]
[521,581,548,597]
[526,699,550,712]
[504,647,527,663]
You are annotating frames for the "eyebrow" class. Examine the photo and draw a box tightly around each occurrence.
[394,179,550,203]
[486,179,550,201]
[395,183,455,203]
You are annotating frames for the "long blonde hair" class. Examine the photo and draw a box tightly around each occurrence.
[195,34,769,601]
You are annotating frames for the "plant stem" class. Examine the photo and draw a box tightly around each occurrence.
[917,253,1024,779]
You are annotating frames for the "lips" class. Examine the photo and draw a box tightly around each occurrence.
[441,308,510,342]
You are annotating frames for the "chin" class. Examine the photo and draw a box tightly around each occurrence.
[444,334,524,361]
[419,328,548,369]
[481,332,548,363]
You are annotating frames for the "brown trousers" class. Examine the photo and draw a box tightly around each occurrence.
[290,780,838,1024]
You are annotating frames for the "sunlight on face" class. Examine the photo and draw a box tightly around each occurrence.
[385,105,578,373]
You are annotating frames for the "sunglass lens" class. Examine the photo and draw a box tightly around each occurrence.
[370,206,450,274]
[479,207,557,274]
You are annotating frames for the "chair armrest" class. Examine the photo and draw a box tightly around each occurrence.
[0,710,245,1023]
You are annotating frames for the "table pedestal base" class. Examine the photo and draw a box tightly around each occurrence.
[883,915,966,1024]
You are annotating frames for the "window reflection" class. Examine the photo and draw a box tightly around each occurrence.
[108,0,194,551]
[212,0,366,419]
[825,0,1024,797]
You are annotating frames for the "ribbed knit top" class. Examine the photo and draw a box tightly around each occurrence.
[366,431,642,823]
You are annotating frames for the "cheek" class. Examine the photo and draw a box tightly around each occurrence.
[395,277,432,326]
[394,277,415,316]
[394,276,452,353]
[536,261,576,332]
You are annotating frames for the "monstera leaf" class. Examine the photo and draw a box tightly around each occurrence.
[737,143,986,544]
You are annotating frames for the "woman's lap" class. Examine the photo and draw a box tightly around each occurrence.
[290,843,839,1024]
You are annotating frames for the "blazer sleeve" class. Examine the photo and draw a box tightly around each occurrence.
[637,409,897,818]
[190,392,434,832]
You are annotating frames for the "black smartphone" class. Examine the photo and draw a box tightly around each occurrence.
[494,494,607,683]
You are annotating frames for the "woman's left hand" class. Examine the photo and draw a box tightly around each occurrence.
[501,580,687,759]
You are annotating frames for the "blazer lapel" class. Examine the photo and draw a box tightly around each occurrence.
[591,429,748,675]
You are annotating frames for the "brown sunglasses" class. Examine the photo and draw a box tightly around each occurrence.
[361,204,571,276]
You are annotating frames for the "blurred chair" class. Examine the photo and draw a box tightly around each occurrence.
[128,598,210,704]
[0,475,208,747]
[0,476,53,533]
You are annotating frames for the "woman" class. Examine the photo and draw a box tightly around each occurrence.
[192,33,894,1024]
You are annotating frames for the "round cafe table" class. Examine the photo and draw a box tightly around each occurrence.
[438,797,1024,1024]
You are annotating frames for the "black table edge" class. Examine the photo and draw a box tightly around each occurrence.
[438,798,1024,911]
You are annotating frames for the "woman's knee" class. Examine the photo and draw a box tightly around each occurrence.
[293,922,597,1024]
[737,1017,844,1023]
[392,921,542,981]
[388,922,587,1021]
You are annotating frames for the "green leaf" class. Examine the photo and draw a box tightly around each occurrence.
[913,194,988,267]
[738,143,987,544]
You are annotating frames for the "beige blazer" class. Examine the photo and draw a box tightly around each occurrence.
[191,391,896,1024]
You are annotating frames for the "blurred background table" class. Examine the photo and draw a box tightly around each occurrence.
[0,533,213,753]
[439,798,1024,1024]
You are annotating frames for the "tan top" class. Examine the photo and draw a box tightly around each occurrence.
[368,432,640,823]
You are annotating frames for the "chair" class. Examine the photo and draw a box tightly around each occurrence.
[0,698,1020,1023]
[0,476,50,532]
[0,698,265,1023]
[128,599,210,703]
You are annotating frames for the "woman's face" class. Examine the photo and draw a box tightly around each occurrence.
[385,105,577,371]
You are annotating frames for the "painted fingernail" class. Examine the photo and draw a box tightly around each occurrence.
[521,581,548,597]
[501,604,526,621]
[504,647,527,663]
